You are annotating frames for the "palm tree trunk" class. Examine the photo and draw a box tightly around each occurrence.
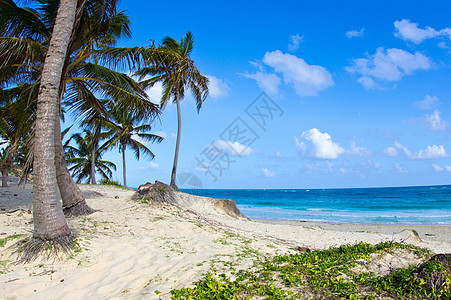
[170,94,181,189]
[1,149,11,187]
[26,0,77,261]
[90,122,99,185]
[2,171,8,187]
[54,113,94,217]
[122,145,127,188]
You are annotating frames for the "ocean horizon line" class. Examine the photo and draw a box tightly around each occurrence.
[178,183,451,191]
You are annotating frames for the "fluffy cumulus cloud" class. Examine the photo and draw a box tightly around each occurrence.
[390,141,448,160]
[417,145,448,159]
[245,51,333,97]
[206,75,230,98]
[346,28,365,38]
[394,19,451,44]
[288,34,303,51]
[243,71,281,95]
[263,50,334,96]
[424,110,448,131]
[262,168,275,178]
[297,128,344,159]
[414,95,440,110]
[383,146,398,157]
[213,140,257,157]
[346,47,431,89]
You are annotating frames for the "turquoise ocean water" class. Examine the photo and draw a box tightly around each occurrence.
[182,185,451,225]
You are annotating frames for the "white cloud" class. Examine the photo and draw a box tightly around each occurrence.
[349,141,371,157]
[357,76,378,90]
[294,137,306,153]
[346,28,365,38]
[414,95,440,110]
[213,140,257,157]
[360,159,381,169]
[394,141,412,157]
[346,47,431,89]
[432,163,444,172]
[298,128,344,159]
[383,146,398,157]
[288,34,303,51]
[432,164,451,172]
[195,163,211,173]
[145,81,164,104]
[275,151,284,158]
[137,161,159,170]
[148,162,159,169]
[206,75,230,98]
[154,131,167,139]
[417,145,448,159]
[438,41,449,49]
[395,163,408,174]
[424,110,448,131]
[263,50,334,96]
[393,141,448,159]
[394,19,451,44]
[243,71,281,95]
[262,168,275,178]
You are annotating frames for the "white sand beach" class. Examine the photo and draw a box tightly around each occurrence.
[1,178,450,299]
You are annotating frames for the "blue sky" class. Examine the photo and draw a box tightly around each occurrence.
[72,0,451,189]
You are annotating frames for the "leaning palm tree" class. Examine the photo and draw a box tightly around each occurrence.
[23,0,78,261]
[65,130,116,183]
[101,106,163,188]
[136,32,209,188]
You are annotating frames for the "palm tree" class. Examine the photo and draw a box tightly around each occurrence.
[101,105,163,188]
[65,130,116,183]
[136,32,209,188]
[24,0,78,261]
[0,0,160,215]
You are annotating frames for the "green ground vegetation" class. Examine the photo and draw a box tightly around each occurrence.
[170,241,451,299]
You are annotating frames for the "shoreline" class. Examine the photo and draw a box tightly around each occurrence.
[1,181,450,299]
[254,219,451,246]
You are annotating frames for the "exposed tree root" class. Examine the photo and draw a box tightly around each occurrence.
[16,234,75,263]
[63,200,96,217]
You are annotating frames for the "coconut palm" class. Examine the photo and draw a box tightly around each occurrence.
[0,0,160,216]
[65,130,116,183]
[101,106,163,188]
[136,32,209,188]
[23,0,78,261]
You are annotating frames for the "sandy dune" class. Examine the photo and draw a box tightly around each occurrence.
[1,179,450,299]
